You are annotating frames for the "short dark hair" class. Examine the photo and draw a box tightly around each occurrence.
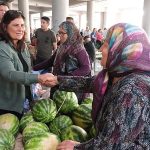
[0,2,9,8]
[66,16,74,21]
[41,16,50,23]
[0,10,26,51]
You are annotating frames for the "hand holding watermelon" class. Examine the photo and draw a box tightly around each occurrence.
[57,140,80,150]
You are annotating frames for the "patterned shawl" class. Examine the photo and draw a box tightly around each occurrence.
[92,23,150,123]
[53,21,83,75]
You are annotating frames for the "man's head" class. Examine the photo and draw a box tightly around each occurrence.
[41,16,50,31]
[66,16,74,23]
[86,26,90,31]
[0,2,9,22]
[83,35,91,43]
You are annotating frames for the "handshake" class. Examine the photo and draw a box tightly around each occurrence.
[38,73,58,87]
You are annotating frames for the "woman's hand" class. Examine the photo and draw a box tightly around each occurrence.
[38,73,58,87]
[57,140,80,150]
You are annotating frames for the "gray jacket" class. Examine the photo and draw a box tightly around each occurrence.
[0,41,38,114]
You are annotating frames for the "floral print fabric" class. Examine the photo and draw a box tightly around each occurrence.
[58,73,150,149]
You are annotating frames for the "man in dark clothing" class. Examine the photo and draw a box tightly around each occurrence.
[84,36,95,65]
[34,16,57,64]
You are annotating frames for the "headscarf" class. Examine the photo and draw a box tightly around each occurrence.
[92,23,150,123]
[53,21,83,75]
[59,21,82,45]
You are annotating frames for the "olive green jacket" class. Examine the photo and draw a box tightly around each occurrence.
[0,41,38,114]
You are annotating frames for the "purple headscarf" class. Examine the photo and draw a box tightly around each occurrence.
[53,21,84,75]
[92,23,150,123]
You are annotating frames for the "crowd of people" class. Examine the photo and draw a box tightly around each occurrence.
[0,1,150,149]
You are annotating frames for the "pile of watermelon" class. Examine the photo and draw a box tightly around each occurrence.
[0,113,19,149]
[0,90,96,150]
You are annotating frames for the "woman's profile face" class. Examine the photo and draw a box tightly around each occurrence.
[99,41,109,68]
[58,27,68,44]
[7,17,25,43]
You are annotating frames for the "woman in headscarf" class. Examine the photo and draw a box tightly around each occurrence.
[34,21,91,103]
[46,23,150,149]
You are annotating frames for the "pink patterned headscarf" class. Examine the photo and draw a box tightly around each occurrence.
[92,23,150,123]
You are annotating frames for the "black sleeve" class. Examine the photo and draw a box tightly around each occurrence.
[33,51,56,71]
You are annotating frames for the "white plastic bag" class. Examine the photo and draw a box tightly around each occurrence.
[32,83,50,100]
[31,70,50,100]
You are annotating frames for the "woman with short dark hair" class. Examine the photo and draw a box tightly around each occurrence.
[0,10,52,119]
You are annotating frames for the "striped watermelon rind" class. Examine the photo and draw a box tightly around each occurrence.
[89,125,96,138]
[82,97,93,104]
[24,132,60,150]
[0,128,15,150]
[32,99,57,123]
[61,125,87,142]
[19,111,34,132]
[0,113,19,136]
[22,121,49,143]
[53,90,79,114]
[49,115,73,137]
[72,104,92,130]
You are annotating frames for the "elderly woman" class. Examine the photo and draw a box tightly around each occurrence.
[34,21,91,104]
[0,10,52,119]
[45,23,150,149]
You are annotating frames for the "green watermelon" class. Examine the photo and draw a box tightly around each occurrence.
[24,132,60,150]
[0,128,15,150]
[72,104,92,130]
[19,111,34,132]
[0,113,19,136]
[32,99,57,123]
[61,125,87,142]
[49,115,73,137]
[53,90,79,114]
[89,125,96,138]
[22,122,49,142]
[82,97,93,104]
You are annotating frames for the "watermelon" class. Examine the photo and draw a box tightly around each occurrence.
[24,132,60,150]
[0,113,19,136]
[49,115,73,137]
[19,111,34,132]
[72,104,92,130]
[32,99,57,123]
[0,128,15,150]
[82,97,93,104]
[53,90,79,114]
[22,122,49,142]
[89,125,96,138]
[61,125,87,142]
